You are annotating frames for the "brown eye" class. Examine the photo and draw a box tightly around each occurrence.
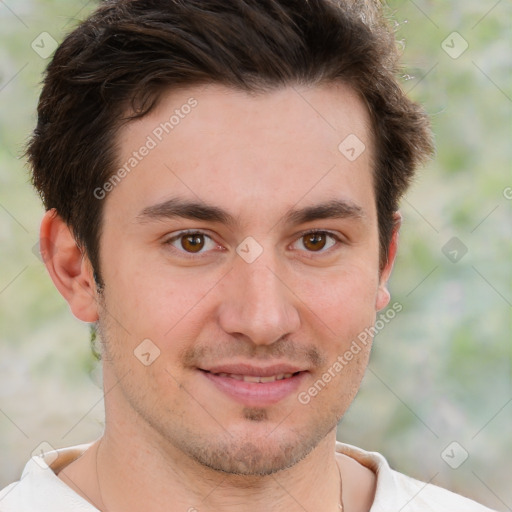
[181,234,205,253]
[293,231,339,254]
[302,232,327,251]
[165,231,219,257]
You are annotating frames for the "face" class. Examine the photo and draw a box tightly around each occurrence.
[96,82,394,475]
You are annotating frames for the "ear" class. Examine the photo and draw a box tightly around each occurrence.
[40,209,100,322]
[375,212,401,311]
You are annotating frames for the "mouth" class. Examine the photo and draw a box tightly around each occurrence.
[203,370,300,383]
[197,368,308,407]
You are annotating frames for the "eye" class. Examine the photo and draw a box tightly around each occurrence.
[293,230,340,253]
[165,231,219,255]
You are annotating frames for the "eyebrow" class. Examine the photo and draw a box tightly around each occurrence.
[136,197,365,227]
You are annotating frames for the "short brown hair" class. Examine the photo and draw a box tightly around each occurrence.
[27,0,433,284]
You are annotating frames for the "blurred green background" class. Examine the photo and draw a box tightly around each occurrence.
[0,1,510,510]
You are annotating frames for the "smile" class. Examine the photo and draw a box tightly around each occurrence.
[210,372,297,383]
[199,369,307,407]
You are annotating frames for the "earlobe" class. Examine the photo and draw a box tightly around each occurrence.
[375,212,401,311]
[40,209,100,322]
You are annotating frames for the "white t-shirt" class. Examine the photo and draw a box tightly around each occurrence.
[0,441,496,511]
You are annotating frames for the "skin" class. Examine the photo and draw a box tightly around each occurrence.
[42,82,400,512]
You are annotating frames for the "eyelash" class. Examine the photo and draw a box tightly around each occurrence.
[163,229,343,259]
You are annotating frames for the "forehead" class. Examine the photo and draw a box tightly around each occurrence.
[108,82,375,224]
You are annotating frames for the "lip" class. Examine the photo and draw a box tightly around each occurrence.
[198,365,308,407]
[200,363,306,377]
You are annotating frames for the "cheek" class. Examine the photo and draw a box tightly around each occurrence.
[294,263,380,338]
[102,255,227,357]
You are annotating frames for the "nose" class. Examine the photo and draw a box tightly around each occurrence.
[217,255,301,346]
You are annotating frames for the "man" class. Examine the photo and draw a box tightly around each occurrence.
[0,0,495,511]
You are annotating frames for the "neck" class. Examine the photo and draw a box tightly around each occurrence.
[92,423,342,512]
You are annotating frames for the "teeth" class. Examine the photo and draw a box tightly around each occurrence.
[244,375,263,383]
[213,372,294,382]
